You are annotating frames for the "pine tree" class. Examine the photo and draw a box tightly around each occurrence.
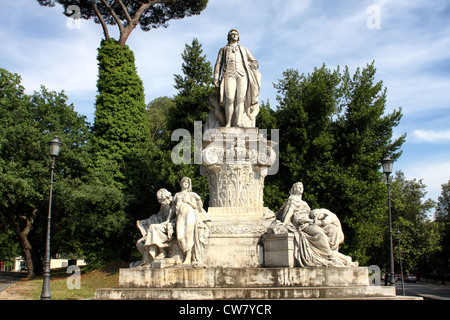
[155,38,213,203]
[168,38,213,133]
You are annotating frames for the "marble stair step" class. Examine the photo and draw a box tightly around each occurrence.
[95,285,403,300]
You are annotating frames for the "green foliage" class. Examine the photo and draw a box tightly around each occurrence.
[37,0,209,46]
[262,62,406,264]
[150,38,214,204]
[388,172,437,274]
[429,181,450,280]
[86,38,153,263]
[146,96,174,145]
[0,68,91,275]
[37,0,209,32]
[435,180,450,221]
[55,178,129,268]
[168,38,213,133]
[91,38,149,191]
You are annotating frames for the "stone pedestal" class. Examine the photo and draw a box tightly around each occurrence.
[204,207,274,267]
[263,233,298,267]
[200,127,277,267]
[95,267,418,300]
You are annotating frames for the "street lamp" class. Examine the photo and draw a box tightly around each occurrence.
[396,229,405,295]
[381,156,395,287]
[40,136,62,300]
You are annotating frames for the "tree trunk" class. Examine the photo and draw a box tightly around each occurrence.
[14,209,38,279]
[92,0,110,40]
[118,25,135,47]
[19,234,35,279]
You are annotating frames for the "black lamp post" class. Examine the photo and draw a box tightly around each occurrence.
[40,136,62,300]
[381,156,395,287]
[396,229,405,295]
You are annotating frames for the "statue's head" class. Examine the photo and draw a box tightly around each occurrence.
[180,176,192,192]
[157,188,172,205]
[227,29,240,43]
[310,209,323,220]
[290,182,304,196]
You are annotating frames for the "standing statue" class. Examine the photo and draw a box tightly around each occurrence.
[269,182,358,267]
[166,177,212,266]
[210,29,261,128]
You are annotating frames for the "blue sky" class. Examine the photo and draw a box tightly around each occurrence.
[1,0,450,206]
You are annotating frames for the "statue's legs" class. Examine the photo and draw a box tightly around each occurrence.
[136,239,152,265]
[176,205,196,264]
[224,74,248,127]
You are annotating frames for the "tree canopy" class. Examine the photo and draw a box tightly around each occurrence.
[38,0,209,46]
[0,68,91,277]
[259,62,406,264]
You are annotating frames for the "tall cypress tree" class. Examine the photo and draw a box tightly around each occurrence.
[91,38,149,192]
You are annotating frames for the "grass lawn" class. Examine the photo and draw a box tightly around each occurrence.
[2,262,128,300]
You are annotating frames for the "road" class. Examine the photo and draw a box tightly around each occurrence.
[0,271,27,293]
[395,281,450,300]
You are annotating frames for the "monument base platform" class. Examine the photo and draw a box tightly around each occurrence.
[94,267,421,300]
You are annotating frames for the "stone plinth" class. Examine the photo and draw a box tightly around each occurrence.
[95,267,417,300]
[203,207,274,267]
[263,233,297,267]
[95,285,401,300]
[118,266,371,288]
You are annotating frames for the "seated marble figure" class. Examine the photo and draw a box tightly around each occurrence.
[268,182,358,267]
[131,178,211,268]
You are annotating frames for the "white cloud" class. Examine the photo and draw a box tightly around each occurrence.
[412,129,450,143]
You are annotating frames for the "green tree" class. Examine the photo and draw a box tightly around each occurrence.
[168,38,213,133]
[266,62,405,264]
[88,38,153,262]
[146,96,174,145]
[388,171,437,275]
[91,38,149,192]
[0,68,91,278]
[433,181,450,282]
[271,65,341,207]
[152,38,213,203]
[329,63,405,263]
[55,175,129,268]
[435,180,450,221]
[38,0,209,46]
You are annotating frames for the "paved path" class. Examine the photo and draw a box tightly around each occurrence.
[396,282,450,300]
[0,271,27,292]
